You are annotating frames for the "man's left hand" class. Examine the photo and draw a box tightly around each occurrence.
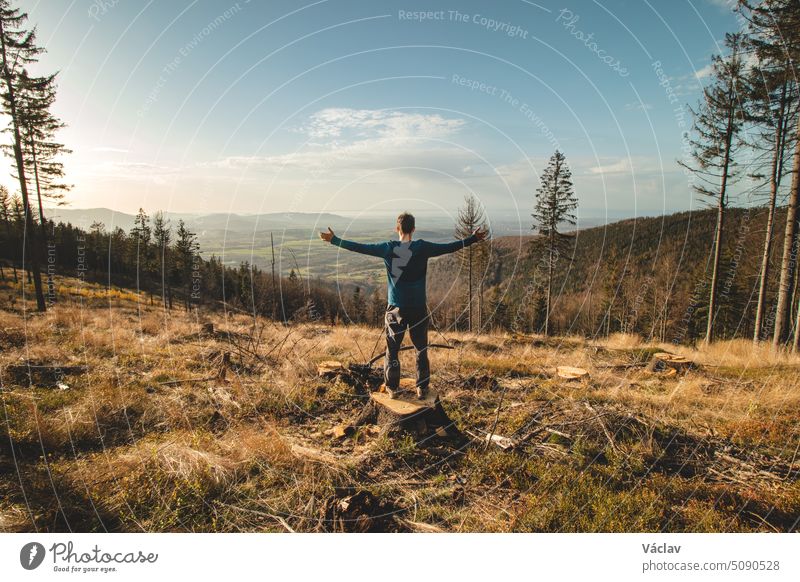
[320,227,335,243]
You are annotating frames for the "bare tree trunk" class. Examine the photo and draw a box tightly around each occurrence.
[270,232,277,319]
[754,84,788,342]
[545,241,553,336]
[773,113,800,348]
[467,245,473,333]
[793,263,800,351]
[706,112,734,344]
[30,135,46,226]
[706,187,726,343]
[30,138,55,306]
[791,238,800,348]
[478,280,483,331]
[793,281,800,352]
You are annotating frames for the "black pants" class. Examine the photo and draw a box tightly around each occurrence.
[384,304,430,390]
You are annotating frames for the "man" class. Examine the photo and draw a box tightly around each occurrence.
[320,212,488,399]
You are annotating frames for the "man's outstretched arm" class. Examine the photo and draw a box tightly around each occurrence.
[319,227,390,258]
[422,227,489,258]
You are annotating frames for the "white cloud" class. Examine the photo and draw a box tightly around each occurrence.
[214,108,472,177]
[694,63,714,79]
[302,108,465,140]
[586,156,672,177]
[590,158,631,175]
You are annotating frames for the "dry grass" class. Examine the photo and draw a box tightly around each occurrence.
[1,275,798,532]
[669,337,800,368]
[600,332,644,350]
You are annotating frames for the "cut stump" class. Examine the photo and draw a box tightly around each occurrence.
[646,352,695,374]
[317,360,348,378]
[557,366,589,381]
[354,379,463,441]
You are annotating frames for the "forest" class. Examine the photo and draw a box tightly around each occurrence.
[1,0,799,353]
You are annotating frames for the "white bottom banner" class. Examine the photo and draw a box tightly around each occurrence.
[1,533,797,581]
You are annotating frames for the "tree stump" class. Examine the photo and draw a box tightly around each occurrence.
[556,366,589,380]
[353,379,464,441]
[317,360,348,378]
[646,352,695,374]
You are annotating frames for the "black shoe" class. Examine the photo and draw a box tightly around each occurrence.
[415,387,427,400]
[386,386,398,399]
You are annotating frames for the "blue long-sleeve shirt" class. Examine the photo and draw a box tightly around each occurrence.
[330,234,479,308]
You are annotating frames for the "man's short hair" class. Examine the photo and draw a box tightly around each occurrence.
[397,212,415,234]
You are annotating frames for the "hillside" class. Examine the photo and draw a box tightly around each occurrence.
[37,206,790,337]
[429,207,792,341]
[1,275,798,532]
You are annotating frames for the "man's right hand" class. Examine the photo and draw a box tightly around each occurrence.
[473,227,489,242]
[319,227,335,243]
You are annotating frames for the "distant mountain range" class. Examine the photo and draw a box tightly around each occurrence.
[44,207,347,234]
[45,206,612,240]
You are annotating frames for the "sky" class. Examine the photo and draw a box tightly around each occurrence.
[9,0,742,227]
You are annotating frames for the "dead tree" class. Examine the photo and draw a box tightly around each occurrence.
[679,33,748,343]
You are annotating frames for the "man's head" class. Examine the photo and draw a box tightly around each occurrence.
[396,212,415,237]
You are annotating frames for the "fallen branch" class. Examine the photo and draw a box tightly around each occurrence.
[466,429,517,451]
[584,402,618,453]
[595,362,645,370]
[485,382,509,451]
[158,376,216,386]
[398,518,445,533]
[219,503,296,532]
[543,427,572,439]
[264,330,294,359]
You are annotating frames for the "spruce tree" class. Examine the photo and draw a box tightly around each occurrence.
[740,0,800,348]
[130,208,152,301]
[14,69,71,224]
[455,194,489,332]
[532,150,577,336]
[679,32,748,343]
[0,1,45,310]
[173,220,198,310]
[152,211,171,309]
[747,60,796,342]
